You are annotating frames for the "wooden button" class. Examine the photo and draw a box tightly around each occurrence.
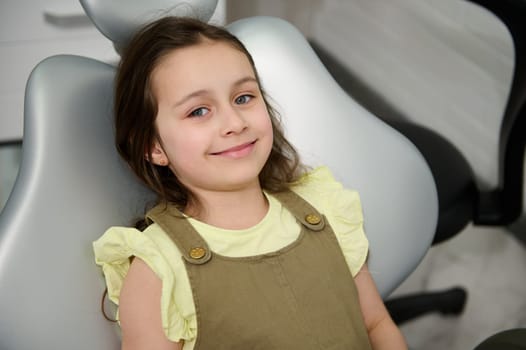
[305,213,321,225]
[189,247,206,259]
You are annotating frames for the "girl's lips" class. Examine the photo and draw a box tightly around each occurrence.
[211,140,257,158]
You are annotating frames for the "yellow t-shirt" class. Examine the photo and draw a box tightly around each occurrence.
[93,166,368,347]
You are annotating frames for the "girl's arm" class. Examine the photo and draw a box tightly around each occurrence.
[119,257,183,350]
[354,264,408,350]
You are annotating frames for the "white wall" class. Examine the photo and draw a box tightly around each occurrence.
[0,0,120,143]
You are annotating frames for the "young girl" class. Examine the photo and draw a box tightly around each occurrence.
[93,16,407,350]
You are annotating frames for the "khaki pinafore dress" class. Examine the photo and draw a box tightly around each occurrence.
[147,190,372,350]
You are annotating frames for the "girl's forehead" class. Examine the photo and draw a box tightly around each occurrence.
[152,41,254,83]
[159,40,249,68]
[151,40,257,100]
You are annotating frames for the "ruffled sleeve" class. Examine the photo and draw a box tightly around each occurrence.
[292,166,369,276]
[93,224,197,342]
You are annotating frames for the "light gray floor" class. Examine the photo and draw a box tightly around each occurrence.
[309,0,515,192]
[392,224,526,349]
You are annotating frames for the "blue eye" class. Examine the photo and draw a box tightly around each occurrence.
[189,107,209,117]
[235,95,252,105]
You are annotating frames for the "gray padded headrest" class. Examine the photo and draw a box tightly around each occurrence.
[80,0,218,51]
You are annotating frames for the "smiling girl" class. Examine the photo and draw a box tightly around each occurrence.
[93,16,407,350]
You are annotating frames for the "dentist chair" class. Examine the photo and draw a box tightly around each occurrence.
[0,0,437,348]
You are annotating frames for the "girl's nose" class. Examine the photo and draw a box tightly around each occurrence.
[221,108,248,136]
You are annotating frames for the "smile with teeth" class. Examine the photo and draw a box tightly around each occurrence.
[211,140,257,158]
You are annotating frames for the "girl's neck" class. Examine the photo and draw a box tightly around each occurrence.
[185,185,269,230]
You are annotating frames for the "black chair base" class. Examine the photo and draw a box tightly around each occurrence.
[385,287,468,325]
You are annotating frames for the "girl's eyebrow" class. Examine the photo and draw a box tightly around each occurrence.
[233,76,258,87]
[173,90,208,108]
[173,76,258,108]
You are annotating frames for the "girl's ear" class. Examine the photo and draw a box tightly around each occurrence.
[146,141,169,166]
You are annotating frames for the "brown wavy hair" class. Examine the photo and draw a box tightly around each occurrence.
[115,16,305,212]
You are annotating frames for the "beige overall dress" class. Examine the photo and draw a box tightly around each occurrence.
[147,190,372,350]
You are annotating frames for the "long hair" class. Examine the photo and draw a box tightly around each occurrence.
[115,17,305,212]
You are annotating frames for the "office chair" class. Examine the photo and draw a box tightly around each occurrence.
[0,0,438,348]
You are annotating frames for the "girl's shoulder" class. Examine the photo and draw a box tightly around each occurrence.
[291,166,364,223]
[93,224,196,342]
[93,223,182,268]
[291,166,368,277]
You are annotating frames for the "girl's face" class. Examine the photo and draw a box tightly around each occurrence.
[149,41,274,198]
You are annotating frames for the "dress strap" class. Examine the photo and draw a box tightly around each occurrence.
[271,190,326,232]
[146,203,212,265]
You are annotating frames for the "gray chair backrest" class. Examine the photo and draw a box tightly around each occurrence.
[0,2,437,349]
